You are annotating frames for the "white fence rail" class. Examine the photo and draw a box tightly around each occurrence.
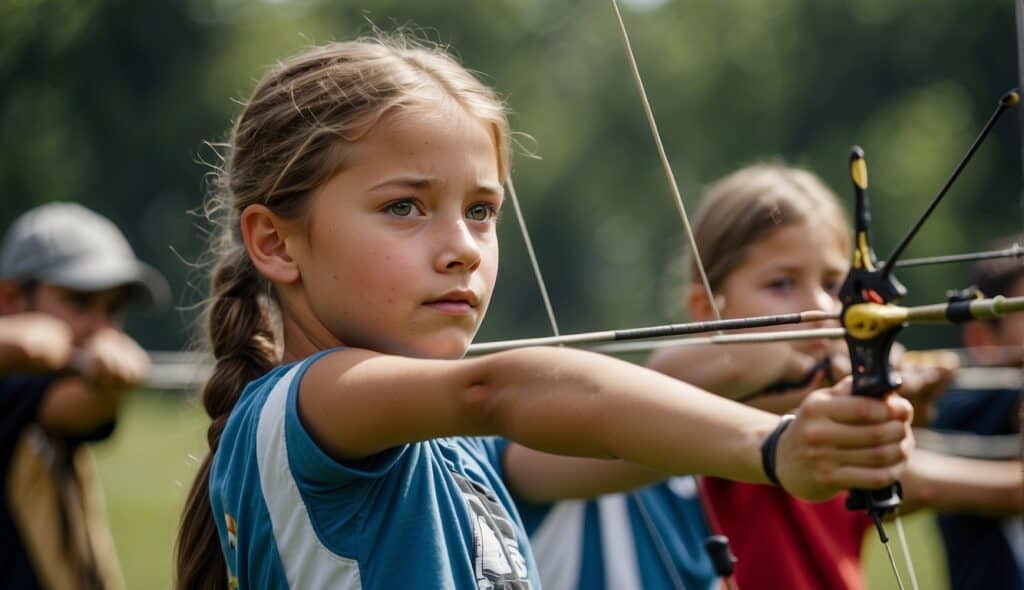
[146,351,212,391]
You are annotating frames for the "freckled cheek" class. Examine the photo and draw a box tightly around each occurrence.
[719,282,764,317]
[350,250,422,305]
[737,299,777,317]
[735,291,792,317]
[478,242,500,296]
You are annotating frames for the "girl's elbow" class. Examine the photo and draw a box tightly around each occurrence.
[463,382,497,421]
[457,351,529,434]
[458,373,511,435]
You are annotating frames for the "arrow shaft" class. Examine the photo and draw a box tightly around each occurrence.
[468,310,835,355]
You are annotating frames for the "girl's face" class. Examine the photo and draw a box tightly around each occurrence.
[717,221,849,356]
[287,103,503,359]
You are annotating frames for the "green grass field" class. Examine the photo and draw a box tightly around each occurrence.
[93,392,208,589]
[93,392,950,589]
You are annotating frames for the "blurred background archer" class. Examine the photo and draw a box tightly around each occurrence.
[2,0,1020,588]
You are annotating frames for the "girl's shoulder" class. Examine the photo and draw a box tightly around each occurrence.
[223,356,315,427]
[215,349,342,467]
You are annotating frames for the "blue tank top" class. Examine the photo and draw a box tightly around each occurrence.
[515,472,717,590]
[209,350,540,589]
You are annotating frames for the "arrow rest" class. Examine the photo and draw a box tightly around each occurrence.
[946,285,984,303]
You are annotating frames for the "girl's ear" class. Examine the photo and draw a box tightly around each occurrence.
[687,285,724,321]
[240,205,300,284]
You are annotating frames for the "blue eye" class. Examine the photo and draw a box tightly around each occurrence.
[467,203,497,222]
[386,200,418,217]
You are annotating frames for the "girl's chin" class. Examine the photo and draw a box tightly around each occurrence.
[412,348,469,361]
[401,337,473,360]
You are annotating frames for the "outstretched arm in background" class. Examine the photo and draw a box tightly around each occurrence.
[0,312,148,437]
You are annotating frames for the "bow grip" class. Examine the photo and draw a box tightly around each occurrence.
[844,329,903,399]
[843,326,904,525]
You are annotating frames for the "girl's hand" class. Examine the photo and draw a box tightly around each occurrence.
[73,327,150,392]
[746,366,827,415]
[729,341,822,395]
[650,340,823,399]
[773,377,914,501]
[0,312,73,373]
[745,347,850,414]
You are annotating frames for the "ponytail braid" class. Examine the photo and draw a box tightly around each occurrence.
[175,248,277,590]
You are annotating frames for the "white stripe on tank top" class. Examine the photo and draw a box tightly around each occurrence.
[256,363,363,589]
[530,500,586,589]
[598,494,644,590]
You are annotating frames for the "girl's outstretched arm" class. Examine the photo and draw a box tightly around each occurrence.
[900,450,1023,515]
[299,346,912,502]
[647,340,819,400]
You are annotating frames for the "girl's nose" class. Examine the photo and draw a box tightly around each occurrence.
[435,219,482,273]
[806,286,842,328]
[813,288,839,312]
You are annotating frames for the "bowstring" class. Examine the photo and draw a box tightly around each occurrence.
[608,2,739,588]
[506,168,694,590]
[506,178,561,338]
[503,4,733,587]
[895,517,921,590]
[1015,0,1024,550]
[609,0,723,324]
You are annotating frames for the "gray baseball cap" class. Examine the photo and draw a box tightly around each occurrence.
[0,202,170,307]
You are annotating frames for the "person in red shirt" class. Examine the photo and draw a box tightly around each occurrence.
[648,162,1023,590]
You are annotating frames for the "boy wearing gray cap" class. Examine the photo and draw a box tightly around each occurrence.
[0,202,169,590]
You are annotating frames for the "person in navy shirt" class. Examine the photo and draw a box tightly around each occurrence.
[932,236,1024,590]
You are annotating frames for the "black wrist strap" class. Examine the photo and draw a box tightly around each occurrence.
[760,414,796,488]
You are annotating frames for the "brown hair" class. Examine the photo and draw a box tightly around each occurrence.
[688,162,852,294]
[175,37,510,590]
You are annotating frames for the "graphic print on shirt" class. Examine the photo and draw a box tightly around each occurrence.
[452,472,531,589]
[224,513,237,551]
[223,512,240,589]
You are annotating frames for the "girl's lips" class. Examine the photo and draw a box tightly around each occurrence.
[424,300,475,315]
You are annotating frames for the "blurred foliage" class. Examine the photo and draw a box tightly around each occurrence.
[1,0,1020,351]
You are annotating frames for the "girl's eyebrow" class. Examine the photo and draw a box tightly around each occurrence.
[368,176,504,198]
[758,261,804,273]
[368,175,436,191]
[476,182,505,200]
